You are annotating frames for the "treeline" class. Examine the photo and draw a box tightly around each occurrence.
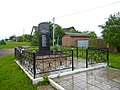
[8,21,97,46]
[9,34,32,42]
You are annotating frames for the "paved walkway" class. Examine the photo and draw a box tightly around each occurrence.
[53,67,120,90]
[0,49,14,56]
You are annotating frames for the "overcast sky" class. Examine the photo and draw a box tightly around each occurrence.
[0,0,120,39]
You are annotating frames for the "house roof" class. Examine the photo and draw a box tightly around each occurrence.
[63,27,76,32]
[65,32,90,37]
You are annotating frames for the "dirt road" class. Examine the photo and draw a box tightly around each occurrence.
[0,49,14,56]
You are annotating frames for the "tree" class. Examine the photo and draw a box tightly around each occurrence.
[48,21,53,40]
[81,31,97,38]
[99,12,120,52]
[16,34,32,42]
[24,34,32,42]
[82,31,89,34]
[68,28,78,33]
[31,27,39,46]
[48,22,64,45]
[63,27,79,33]
[54,25,64,45]
[17,36,23,42]
[9,35,16,41]
[89,31,97,39]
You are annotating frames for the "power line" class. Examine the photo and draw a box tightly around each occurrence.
[55,0,120,19]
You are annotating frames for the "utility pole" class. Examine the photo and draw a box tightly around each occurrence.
[14,33,16,42]
[23,29,25,42]
[53,17,55,46]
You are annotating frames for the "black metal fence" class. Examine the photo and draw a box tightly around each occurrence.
[86,47,109,68]
[15,47,109,79]
[15,48,73,79]
[76,47,109,68]
[76,47,86,58]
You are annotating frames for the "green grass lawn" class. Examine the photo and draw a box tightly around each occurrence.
[0,54,37,90]
[0,41,120,90]
[109,52,120,69]
[0,41,31,49]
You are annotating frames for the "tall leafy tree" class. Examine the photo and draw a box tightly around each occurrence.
[55,25,64,45]
[99,12,120,52]
[31,27,39,46]
[81,31,97,38]
[17,34,32,42]
[48,22,64,45]
[17,36,23,42]
[68,28,78,33]
[89,31,97,39]
[24,34,32,42]
[48,21,53,40]
[9,35,16,41]
[82,31,89,34]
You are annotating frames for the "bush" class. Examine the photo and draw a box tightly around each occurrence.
[0,39,6,45]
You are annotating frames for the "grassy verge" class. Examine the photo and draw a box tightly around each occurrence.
[0,54,37,90]
[0,41,31,49]
[109,52,120,69]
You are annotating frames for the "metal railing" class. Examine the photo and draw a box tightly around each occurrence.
[15,47,109,78]
[76,47,86,58]
[86,47,109,68]
[15,48,73,79]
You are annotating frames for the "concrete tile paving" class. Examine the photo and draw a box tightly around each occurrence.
[53,67,120,90]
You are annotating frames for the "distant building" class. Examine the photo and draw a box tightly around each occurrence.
[63,27,76,33]
[89,37,106,48]
[62,32,90,46]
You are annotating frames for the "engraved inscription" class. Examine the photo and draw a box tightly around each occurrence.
[42,35,47,47]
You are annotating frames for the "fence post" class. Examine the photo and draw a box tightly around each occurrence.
[76,47,78,58]
[106,48,109,66]
[72,48,74,71]
[82,47,83,56]
[20,49,22,63]
[33,52,36,79]
[14,48,16,59]
[86,48,88,68]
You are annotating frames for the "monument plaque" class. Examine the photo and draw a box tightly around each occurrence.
[38,22,50,52]
[42,34,47,47]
